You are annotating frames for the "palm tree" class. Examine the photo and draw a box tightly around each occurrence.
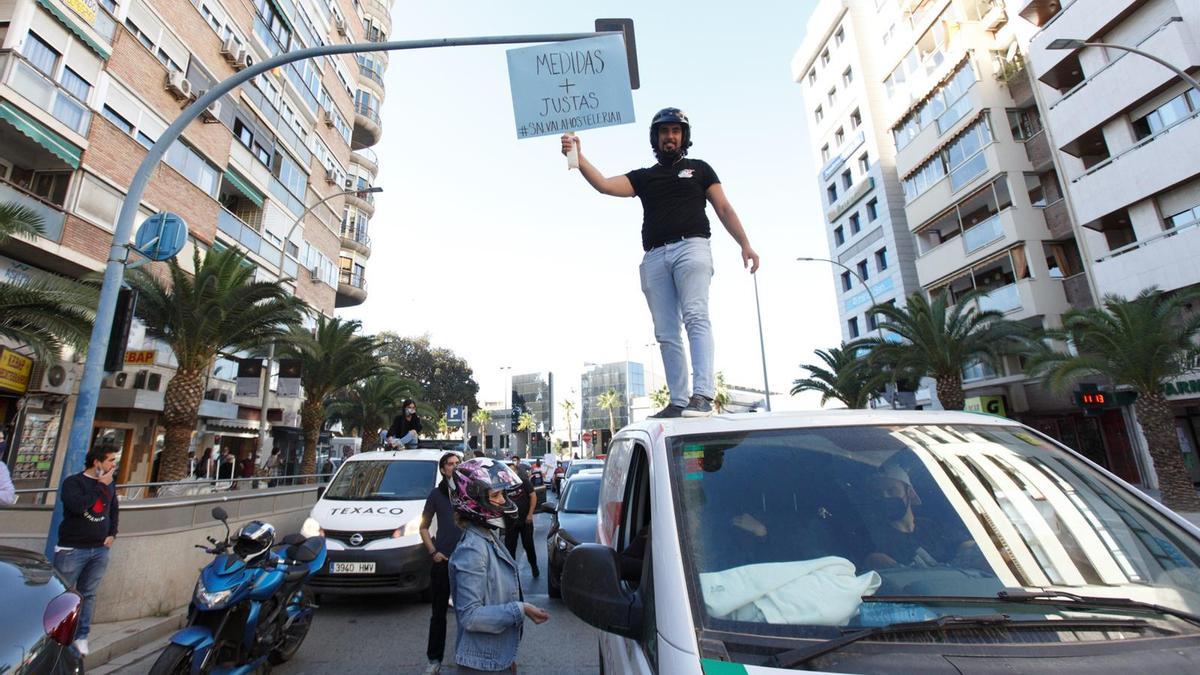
[791,342,886,409]
[278,316,378,478]
[649,384,670,409]
[327,371,420,450]
[865,291,1027,411]
[0,202,96,360]
[714,371,730,413]
[471,408,492,453]
[597,389,621,435]
[1023,289,1200,512]
[560,399,576,457]
[517,411,535,457]
[127,247,304,481]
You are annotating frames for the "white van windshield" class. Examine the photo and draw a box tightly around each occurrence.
[669,424,1200,636]
[324,460,436,501]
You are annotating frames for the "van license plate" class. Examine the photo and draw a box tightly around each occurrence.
[330,562,375,574]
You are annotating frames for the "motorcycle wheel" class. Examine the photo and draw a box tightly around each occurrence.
[148,644,193,675]
[268,607,312,664]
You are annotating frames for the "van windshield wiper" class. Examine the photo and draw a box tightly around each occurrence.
[995,589,1200,627]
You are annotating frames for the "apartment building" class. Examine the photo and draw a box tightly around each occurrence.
[1023,0,1200,486]
[792,0,923,352]
[0,0,390,496]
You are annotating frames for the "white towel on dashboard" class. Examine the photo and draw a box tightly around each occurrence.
[698,556,882,625]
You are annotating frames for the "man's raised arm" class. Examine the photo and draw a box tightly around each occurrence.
[561,134,635,198]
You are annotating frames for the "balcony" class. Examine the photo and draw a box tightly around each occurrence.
[1022,130,1052,170]
[216,207,297,277]
[358,63,385,90]
[979,283,1022,314]
[1060,272,1093,310]
[1040,199,1073,240]
[336,269,367,307]
[359,0,392,35]
[344,189,376,216]
[1030,0,1127,76]
[999,59,1034,108]
[1018,0,1067,28]
[350,148,379,174]
[0,178,65,242]
[352,101,382,149]
[1091,217,1200,298]
[0,50,92,140]
[340,227,371,256]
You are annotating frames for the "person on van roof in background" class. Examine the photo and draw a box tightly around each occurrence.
[449,458,549,672]
[562,108,759,418]
[388,399,422,449]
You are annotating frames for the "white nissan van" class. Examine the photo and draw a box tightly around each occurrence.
[561,411,1200,674]
[303,449,444,596]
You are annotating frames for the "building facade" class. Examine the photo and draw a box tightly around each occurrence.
[0,0,389,497]
[581,361,644,451]
[1023,0,1200,485]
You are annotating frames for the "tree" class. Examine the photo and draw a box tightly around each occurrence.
[714,372,730,413]
[327,371,420,451]
[377,333,480,432]
[517,411,535,457]
[597,389,621,435]
[865,291,1027,411]
[791,342,885,409]
[1023,289,1200,512]
[126,247,304,481]
[0,202,96,360]
[437,413,450,439]
[649,384,670,409]
[560,398,576,457]
[279,316,378,478]
[471,408,492,452]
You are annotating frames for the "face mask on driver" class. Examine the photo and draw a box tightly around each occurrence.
[874,496,910,522]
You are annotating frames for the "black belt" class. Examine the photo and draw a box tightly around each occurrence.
[644,234,708,252]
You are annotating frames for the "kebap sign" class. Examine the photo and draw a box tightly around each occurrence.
[506,34,635,139]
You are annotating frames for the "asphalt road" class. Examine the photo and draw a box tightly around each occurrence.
[127,488,601,674]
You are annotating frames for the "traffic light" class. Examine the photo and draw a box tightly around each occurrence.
[595,18,639,89]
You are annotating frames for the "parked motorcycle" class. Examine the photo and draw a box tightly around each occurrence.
[149,506,326,674]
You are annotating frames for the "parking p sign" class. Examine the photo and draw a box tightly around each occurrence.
[447,405,466,426]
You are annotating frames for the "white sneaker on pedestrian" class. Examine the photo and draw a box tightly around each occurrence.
[73,638,89,656]
[424,660,441,674]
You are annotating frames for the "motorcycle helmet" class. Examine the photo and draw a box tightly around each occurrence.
[649,107,692,157]
[451,458,521,529]
[233,520,276,564]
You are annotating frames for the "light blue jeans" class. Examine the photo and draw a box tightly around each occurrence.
[53,546,110,640]
[640,237,714,406]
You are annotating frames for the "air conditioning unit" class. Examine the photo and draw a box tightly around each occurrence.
[309,263,321,280]
[335,16,347,36]
[29,362,77,395]
[233,50,253,71]
[323,110,335,127]
[199,95,222,123]
[165,70,192,100]
[324,168,338,185]
[102,371,130,389]
[220,36,240,60]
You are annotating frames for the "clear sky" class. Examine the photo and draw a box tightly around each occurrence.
[340,0,842,414]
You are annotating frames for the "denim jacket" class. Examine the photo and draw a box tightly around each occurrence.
[449,523,524,671]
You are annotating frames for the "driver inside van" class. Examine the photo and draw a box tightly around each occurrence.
[862,464,978,570]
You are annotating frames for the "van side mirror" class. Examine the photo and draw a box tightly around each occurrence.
[561,544,643,640]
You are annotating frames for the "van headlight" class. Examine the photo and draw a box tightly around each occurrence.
[392,519,421,538]
[194,580,234,608]
[302,517,323,537]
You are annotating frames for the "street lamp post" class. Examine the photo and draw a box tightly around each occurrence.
[255,186,383,461]
[46,30,622,557]
[752,274,772,412]
[796,256,896,409]
[1046,18,1200,95]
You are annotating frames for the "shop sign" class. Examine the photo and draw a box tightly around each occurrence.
[820,130,866,181]
[0,348,33,394]
[66,0,98,24]
[1164,377,1200,399]
[825,176,875,222]
[965,395,1007,417]
[124,349,156,365]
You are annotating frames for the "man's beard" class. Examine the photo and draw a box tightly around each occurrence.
[655,144,683,165]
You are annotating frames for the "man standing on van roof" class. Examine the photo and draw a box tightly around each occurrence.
[562,109,759,418]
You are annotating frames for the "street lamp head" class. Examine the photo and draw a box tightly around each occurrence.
[1047,38,1086,50]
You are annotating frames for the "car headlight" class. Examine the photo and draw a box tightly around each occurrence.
[194,580,235,608]
[555,531,578,552]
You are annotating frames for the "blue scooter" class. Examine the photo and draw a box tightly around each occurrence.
[149,506,326,674]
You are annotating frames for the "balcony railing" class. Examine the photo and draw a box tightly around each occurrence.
[360,0,392,23]
[354,101,381,124]
[0,178,66,242]
[92,4,118,42]
[339,269,366,289]
[0,50,92,137]
[351,148,379,167]
[962,214,1004,253]
[340,227,371,247]
[978,283,1021,313]
[358,63,385,87]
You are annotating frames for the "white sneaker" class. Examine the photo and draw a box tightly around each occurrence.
[424,660,441,674]
[73,638,89,656]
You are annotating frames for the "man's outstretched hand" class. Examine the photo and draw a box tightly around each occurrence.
[743,246,761,273]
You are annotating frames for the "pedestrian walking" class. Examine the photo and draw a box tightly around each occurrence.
[53,444,120,656]
[265,448,281,487]
[563,108,759,418]
[420,452,463,673]
[217,447,235,483]
[195,447,215,479]
[0,455,15,505]
[449,458,549,673]
[387,399,422,448]
[503,456,539,578]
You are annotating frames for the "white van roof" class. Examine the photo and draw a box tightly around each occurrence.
[342,449,449,463]
[624,409,1016,437]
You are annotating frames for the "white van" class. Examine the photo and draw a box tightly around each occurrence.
[561,410,1200,674]
[303,449,444,596]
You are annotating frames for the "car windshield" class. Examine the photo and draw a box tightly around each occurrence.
[566,461,602,478]
[562,479,601,513]
[669,424,1200,636]
[324,460,436,501]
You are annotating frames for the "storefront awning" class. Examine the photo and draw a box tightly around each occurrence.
[204,418,262,438]
[222,168,265,208]
[36,0,111,60]
[0,101,82,168]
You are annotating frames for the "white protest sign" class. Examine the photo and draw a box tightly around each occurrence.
[506,34,635,140]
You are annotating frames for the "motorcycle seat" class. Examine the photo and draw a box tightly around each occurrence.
[286,536,325,564]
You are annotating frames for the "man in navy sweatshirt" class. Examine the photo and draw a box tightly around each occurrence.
[53,445,120,656]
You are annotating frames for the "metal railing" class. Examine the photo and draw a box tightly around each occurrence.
[358,63,385,87]
[351,148,379,167]
[0,49,93,137]
[1073,107,1200,184]
[12,473,334,505]
[339,269,367,289]
[354,101,382,124]
[0,177,67,241]
[1095,216,1200,263]
[341,226,371,247]
[1050,16,1181,110]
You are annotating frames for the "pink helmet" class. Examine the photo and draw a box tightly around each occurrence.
[451,458,521,528]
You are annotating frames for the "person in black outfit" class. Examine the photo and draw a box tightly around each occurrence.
[562,108,759,419]
[503,456,539,578]
[419,452,462,673]
[216,447,235,481]
[387,399,422,449]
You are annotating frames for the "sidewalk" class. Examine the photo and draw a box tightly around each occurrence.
[84,608,187,673]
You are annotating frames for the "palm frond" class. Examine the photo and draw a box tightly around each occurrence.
[0,202,45,242]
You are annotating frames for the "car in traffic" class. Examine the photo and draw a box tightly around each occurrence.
[560,410,1200,674]
[304,450,442,597]
[541,471,602,598]
[562,458,603,485]
[0,546,83,674]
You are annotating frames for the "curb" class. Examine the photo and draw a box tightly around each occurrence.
[84,609,188,673]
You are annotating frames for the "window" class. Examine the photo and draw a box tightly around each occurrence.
[841,271,852,291]
[21,32,59,76]
[165,141,219,197]
[849,212,861,234]
[1025,171,1062,208]
[841,169,853,191]
[857,259,869,281]
[916,176,1013,254]
[814,106,824,124]
[866,198,879,222]
[827,183,838,204]
[892,61,978,149]
[843,67,853,87]
[233,119,254,149]
[1008,107,1043,141]
[834,226,845,246]
[858,152,869,174]
[821,49,830,66]
[1132,90,1200,140]
[903,117,994,202]
[254,0,292,52]
[875,248,889,271]
[848,316,860,338]
[835,126,845,146]
[850,108,862,129]
[807,69,817,86]
[59,68,92,102]
[828,87,837,106]
[835,26,845,46]
[101,105,133,133]
[253,143,271,166]
[820,144,830,162]
[866,311,878,332]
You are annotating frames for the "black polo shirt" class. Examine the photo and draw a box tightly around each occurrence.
[626,158,720,251]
